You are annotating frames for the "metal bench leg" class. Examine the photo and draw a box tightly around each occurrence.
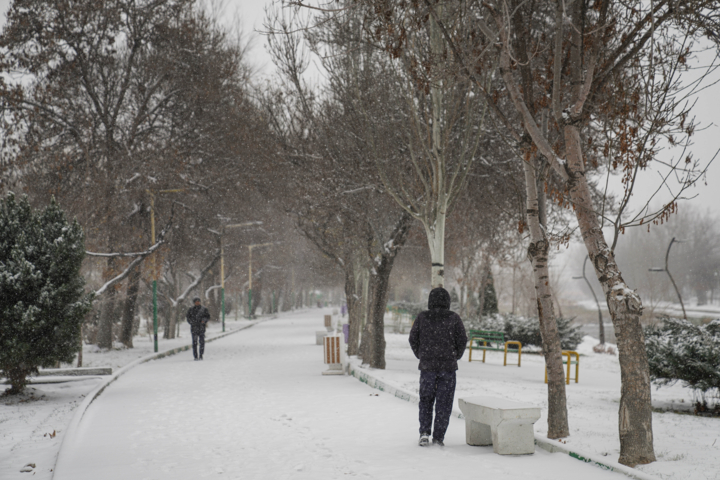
[504,341,522,367]
[565,352,571,385]
[574,352,579,383]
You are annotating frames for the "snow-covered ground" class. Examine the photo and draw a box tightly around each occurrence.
[65,318,255,371]
[48,310,626,480]
[360,333,720,480]
[0,318,253,479]
[3,310,716,479]
[576,298,720,321]
[0,378,101,479]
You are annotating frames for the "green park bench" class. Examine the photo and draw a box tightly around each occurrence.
[467,329,522,366]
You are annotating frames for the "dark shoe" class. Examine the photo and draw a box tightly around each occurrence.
[432,438,444,447]
[418,434,430,447]
[194,357,198,361]
[199,356,203,360]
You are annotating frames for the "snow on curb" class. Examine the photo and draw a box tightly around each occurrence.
[52,321,262,479]
[347,359,661,480]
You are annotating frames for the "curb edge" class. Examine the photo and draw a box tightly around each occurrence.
[347,359,662,480]
[52,321,262,480]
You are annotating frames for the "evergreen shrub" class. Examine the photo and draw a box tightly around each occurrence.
[0,194,92,394]
[464,313,583,351]
[645,316,720,398]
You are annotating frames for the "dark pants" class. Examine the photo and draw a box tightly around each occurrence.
[419,370,456,441]
[192,333,205,358]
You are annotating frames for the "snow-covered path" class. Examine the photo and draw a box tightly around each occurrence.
[54,310,625,480]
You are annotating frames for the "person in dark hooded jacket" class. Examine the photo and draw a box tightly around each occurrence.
[409,287,468,447]
[186,297,211,360]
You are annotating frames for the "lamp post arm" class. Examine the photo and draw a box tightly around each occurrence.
[663,237,687,320]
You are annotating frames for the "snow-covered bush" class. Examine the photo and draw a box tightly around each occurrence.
[387,301,424,320]
[0,194,92,394]
[464,313,583,351]
[645,317,720,398]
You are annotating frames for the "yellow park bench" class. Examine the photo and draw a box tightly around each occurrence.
[544,350,579,384]
[467,329,522,367]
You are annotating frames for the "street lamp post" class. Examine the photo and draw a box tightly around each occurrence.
[148,188,184,353]
[573,255,605,345]
[221,222,262,331]
[649,237,687,320]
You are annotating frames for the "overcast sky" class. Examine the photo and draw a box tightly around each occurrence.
[1,0,717,218]
[228,0,720,216]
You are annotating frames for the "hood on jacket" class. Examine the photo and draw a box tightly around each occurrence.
[428,287,451,310]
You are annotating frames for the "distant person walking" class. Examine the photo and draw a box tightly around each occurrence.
[187,297,211,361]
[409,287,467,447]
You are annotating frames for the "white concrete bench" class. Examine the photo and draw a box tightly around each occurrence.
[458,396,541,455]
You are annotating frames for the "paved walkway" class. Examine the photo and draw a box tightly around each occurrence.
[54,310,625,480]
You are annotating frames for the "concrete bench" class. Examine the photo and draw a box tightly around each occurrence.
[458,396,540,455]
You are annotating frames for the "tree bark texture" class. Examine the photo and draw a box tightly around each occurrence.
[97,254,119,349]
[250,274,263,317]
[565,125,655,465]
[426,213,447,289]
[76,323,83,368]
[360,212,413,368]
[476,259,491,320]
[344,265,362,356]
[119,264,141,347]
[523,157,570,439]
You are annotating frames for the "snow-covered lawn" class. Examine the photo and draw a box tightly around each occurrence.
[357,333,720,480]
[0,318,253,479]
[65,318,255,371]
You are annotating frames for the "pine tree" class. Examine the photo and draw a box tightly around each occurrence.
[0,194,92,394]
[481,273,499,316]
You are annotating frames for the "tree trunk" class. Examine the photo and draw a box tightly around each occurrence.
[425,209,447,288]
[345,263,362,356]
[523,157,570,439]
[4,364,33,395]
[176,302,184,338]
[476,260,490,320]
[97,292,117,349]
[76,323,84,367]
[119,264,141,348]
[360,212,413,368]
[250,274,263,317]
[97,253,119,349]
[358,267,372,362]
[166,273,180,339]
[565,124,655,465]
[364,257,399,369]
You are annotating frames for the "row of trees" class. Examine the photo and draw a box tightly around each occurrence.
[0,0,338,355]
[2,0,718,469]
[270,0,719,466]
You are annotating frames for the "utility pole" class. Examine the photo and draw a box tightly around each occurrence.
[650,237,687,320]
[221,222,263,330]
[247,242,278,318]
[573,255,605,344]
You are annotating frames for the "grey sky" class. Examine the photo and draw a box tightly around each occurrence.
[0,0,717,216]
